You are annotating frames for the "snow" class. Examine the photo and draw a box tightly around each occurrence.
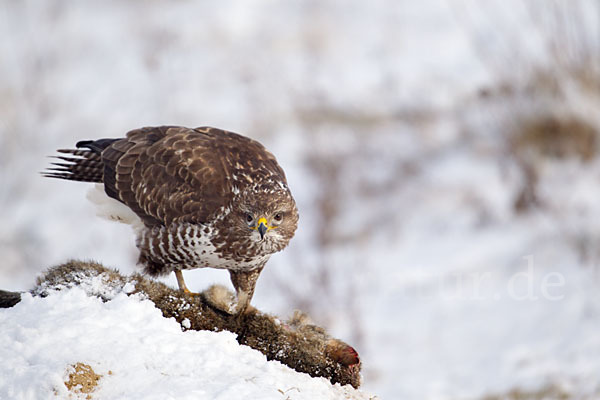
[0,288,370,400]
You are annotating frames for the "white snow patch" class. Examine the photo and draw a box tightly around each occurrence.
[0,289,372,400]
[122,281,136,294]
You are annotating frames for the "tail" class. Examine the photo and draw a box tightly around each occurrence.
[0,290,22,308]
[42,138,119,183]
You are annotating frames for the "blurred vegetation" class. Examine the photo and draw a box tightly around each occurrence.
[269,0,600,353]
[478,383,571,400]
[457,0,599,212]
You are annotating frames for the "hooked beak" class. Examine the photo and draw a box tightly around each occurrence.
[257,221,268,240]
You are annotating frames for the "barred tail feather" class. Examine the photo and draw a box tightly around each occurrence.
[42,149,104,182]
[42,138,118,183]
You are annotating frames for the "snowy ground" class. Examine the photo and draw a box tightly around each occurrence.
[2,1,600,399]
[0,288,370,400]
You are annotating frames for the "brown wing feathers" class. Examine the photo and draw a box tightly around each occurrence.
[44,127,193,226]
[44,126,286,228]
[130,128,211,225]
[101,129,169,226]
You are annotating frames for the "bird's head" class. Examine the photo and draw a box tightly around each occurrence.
[233,184,298,252]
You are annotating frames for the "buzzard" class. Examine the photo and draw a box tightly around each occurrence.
[44,126,298,314]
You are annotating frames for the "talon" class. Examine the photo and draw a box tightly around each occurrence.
[181,286,200,297]
[174,270,198,296]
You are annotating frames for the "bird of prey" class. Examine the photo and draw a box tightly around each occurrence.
[44,126,298,314]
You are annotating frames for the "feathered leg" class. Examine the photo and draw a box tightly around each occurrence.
[180,267,264,314]
[229,267,263,314]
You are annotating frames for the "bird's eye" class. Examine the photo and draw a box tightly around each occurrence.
[246,213,254,223]
[273,212,283,222]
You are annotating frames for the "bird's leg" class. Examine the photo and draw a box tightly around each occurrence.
[229,267,263,315]
[174,270,198,296]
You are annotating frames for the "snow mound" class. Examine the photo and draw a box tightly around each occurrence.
[0,288,372,400]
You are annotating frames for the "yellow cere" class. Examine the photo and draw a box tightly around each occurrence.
[255,217,277,230]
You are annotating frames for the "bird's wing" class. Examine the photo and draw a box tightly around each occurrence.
[101,126,285,227]
[99,126,220,226]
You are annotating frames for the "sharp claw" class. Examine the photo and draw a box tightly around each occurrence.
[175,270,199,296]
[181,287,199,297]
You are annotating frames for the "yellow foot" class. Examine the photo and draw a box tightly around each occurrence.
[174,270,198,296]
[181,287,200,297]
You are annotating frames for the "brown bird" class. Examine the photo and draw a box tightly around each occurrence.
[44,126,299,314]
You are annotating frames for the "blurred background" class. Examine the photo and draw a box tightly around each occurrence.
[1,0,600,398]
